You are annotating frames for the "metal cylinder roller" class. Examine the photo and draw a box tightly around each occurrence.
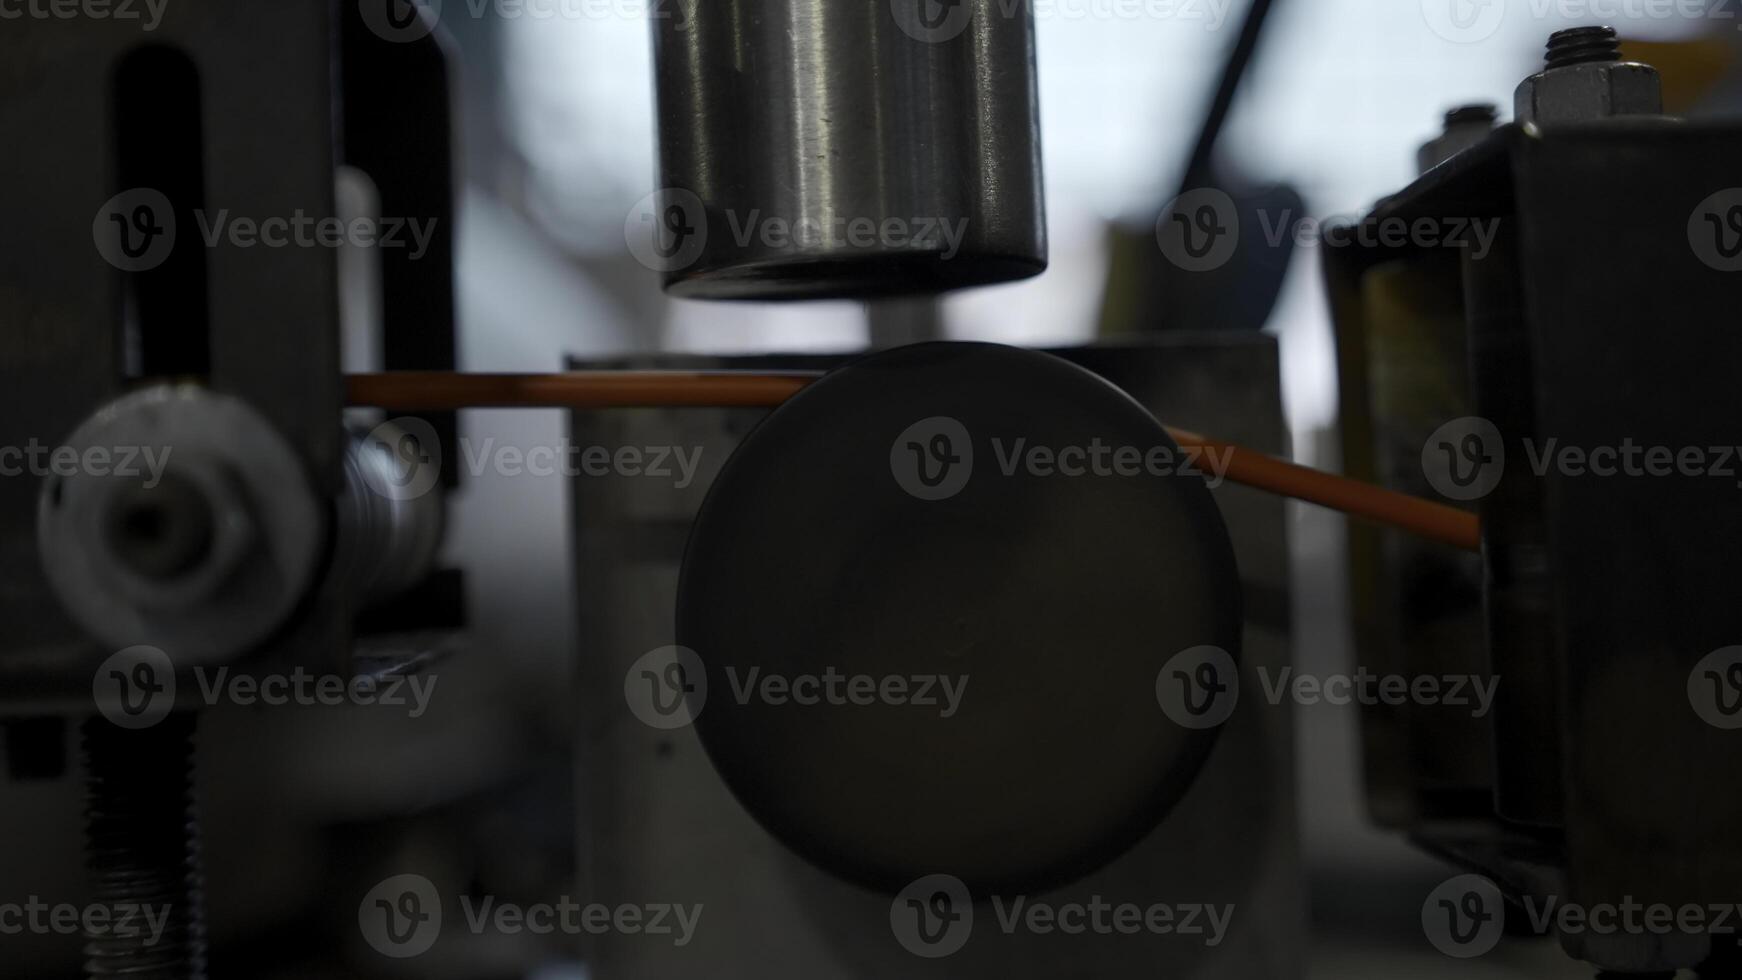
[334,422,447,606]
[648,0,1048,300]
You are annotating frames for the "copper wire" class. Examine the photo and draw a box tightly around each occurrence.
[347,371,1482,552]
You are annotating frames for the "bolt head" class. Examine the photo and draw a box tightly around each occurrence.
[1516,61,1662,127]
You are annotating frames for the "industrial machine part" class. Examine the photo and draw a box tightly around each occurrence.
[0,4,463,976]
[1418,105,1500,174]
[678,343,1242,895]
[37,387,326,666]
[1515,26,1662,127]
[650,0,1047,299]
[1328,30,1742,977]
[570,338,1301,978]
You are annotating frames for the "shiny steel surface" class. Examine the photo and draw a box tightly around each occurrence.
[651,0,1047,299]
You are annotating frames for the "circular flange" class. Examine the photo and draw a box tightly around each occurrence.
[37,386,325,665]
[678,342,1242,895]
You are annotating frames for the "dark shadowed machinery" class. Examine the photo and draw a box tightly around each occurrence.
[0,3,1738,978]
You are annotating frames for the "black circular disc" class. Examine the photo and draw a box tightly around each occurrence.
[678,342,1241,895]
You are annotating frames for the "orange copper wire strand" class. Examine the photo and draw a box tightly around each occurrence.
[346,372,1482,553]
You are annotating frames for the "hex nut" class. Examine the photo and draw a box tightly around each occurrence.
[1515,61,1663,127]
